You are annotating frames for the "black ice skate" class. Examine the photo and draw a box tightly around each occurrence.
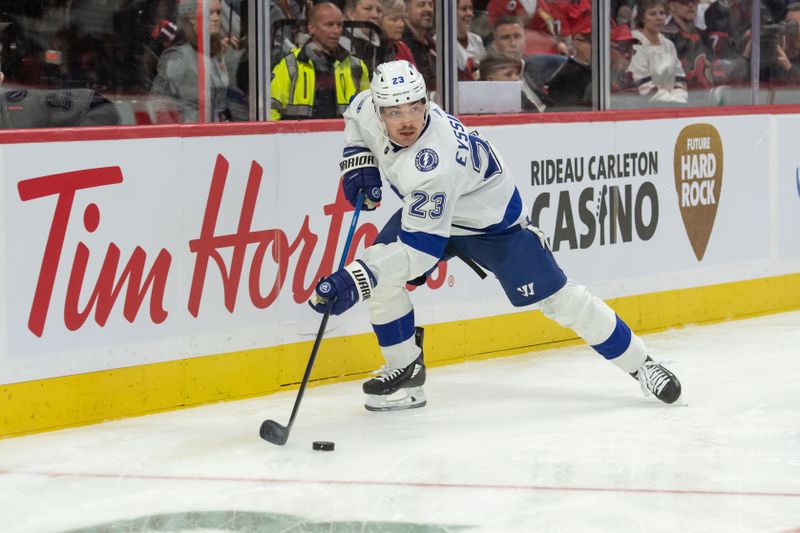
[630,356,682,404]
[363,327,427,411]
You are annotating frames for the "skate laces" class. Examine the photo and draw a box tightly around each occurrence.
[374,366,404,383]
[638,360,672,397]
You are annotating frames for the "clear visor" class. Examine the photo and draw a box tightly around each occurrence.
[379,99,427,122]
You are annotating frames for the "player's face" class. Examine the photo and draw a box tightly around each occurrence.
[381,101,427,146]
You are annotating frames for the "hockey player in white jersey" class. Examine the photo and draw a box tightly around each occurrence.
[310,60,682,411]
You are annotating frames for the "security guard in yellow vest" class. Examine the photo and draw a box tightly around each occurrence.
[271,3,370,120]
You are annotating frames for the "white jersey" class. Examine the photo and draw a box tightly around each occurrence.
[343,91,526,282]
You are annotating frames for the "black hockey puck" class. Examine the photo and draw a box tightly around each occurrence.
[312,441,335,451]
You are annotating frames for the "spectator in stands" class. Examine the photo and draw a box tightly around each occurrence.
[270,2,370,120]
[402,0,436,89]
[272,0,311,20]
[615,0,635,26]
[610,23,640,92]
[664,0,714,89]
[486,0,537,28]
[629,0,688,103]
[759,2,800,84]
[704,0,750,57]
[533,0,589,53]
[540,12,592,109]
[341,0,383,72]
[479,51,522,80]
[378,0,417,65]
[457,0,487,79]
[150,0,233,123]
[702,0,750,84]
[486,0,582,54]
[479,51,546,110]
[488,15,527,59]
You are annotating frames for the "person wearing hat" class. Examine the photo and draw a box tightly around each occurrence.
[149,0,233,123]
[540,10,593,109]
[270,2,370,120]
[610,23,640,92]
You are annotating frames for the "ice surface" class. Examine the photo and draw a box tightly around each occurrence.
[1,311,799,532]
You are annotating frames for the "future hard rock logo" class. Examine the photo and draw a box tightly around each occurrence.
[673,124,724,261]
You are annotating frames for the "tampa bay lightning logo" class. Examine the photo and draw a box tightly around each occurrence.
[356,97,366,113]
[318,281,333,296]
[415,149,439,172]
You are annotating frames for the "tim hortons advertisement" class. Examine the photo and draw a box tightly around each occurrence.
[0,115,778,384]
[0,134,478,384]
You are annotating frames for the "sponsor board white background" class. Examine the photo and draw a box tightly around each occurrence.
[1,115,798,385]
[775,116,800,260]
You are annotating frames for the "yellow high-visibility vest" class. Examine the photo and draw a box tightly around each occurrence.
[270,47,369,120]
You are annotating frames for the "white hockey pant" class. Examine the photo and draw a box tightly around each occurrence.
[365,273,420,371]
[539,280,647,373]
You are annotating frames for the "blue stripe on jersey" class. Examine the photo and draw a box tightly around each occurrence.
[343,146,371,157]
[591,315,632,359]
[372,310,416,347]
[400,230,448,259]
[452,187,523,234]
[390,183,403,200]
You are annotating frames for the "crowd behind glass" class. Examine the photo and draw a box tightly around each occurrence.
[0,0,797,127]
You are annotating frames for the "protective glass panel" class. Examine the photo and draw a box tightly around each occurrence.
[0,0,250,128]
[457,0,594,114]
[755,2,800,104]
[269,0,386,121]
[610,0,754,109]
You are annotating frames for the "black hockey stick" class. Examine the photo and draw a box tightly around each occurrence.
[259,189,366,445]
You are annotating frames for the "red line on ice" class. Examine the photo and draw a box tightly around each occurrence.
[1,470,798,499]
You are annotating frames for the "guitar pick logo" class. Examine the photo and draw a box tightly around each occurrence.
[674,124,723,261]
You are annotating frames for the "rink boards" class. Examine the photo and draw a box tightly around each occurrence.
[2,109,800,437]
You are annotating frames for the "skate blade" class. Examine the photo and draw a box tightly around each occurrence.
[365,387,427,412]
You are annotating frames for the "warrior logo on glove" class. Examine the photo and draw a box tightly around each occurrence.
[309,260,377,315]
[341,147,383,210]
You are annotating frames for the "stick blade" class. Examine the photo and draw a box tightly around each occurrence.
[259,419,289,445]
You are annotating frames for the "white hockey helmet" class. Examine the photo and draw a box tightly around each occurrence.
[370,60,428,111]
